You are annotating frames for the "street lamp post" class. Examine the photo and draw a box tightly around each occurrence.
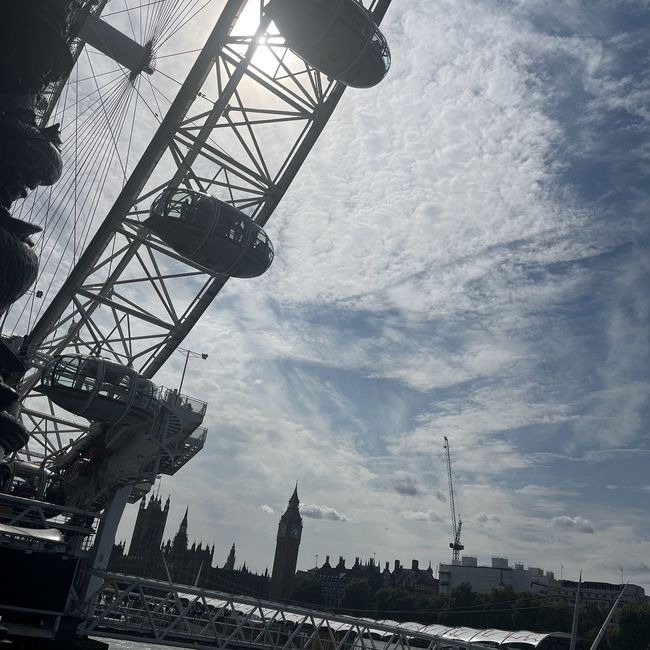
[177,347,208,393]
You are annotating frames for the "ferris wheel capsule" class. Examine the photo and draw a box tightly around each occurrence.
[145,188,274,278]
[267,0,391,88]
[39,355,161,425]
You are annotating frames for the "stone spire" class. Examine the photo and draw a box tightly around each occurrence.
[171,506,189,555]
[224,542,236,571]
[289,483,299,508]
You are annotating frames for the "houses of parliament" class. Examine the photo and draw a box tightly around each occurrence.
[109,485,304,600]
[110,484,437,605]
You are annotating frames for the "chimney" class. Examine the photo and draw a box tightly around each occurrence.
[394,560,401,571]
[412,560,419,572]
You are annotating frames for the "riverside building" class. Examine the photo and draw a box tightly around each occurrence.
[439,556,647,610]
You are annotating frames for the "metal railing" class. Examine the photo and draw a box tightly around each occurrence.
[159,387,208,416]
[80,572,501,650]
[0,492,100,553]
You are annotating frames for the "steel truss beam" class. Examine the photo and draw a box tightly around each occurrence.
[81,572,490,650]
[18,0,390,469]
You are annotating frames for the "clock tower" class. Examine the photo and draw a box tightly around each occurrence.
[269,484,303,600]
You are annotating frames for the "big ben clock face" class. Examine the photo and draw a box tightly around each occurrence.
[290,525,300,538]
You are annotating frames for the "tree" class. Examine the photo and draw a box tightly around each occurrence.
[483,586,516,630]
[534,601,572,633]
[342,578,371,613]
[371,588,416,622]
[290,575,324,607]
[607,604,650,650]
[445,582,480,627]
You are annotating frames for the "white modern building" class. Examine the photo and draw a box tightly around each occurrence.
[439,556,535,595]
[439,556,648,611]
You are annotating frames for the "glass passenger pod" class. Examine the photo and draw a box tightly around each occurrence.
[40,355,160,425]
[146,188,274,278]
[268,0,390,88]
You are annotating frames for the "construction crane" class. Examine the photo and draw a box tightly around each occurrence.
[444,436,464,563]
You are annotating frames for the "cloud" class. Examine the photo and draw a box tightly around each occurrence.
[474,512,501,524]
[402,510,444,523]
[301,504,350,522]
[552,516,595,534]
[624,563,650,575]
[260,505,274,514]
[393,473,420,496]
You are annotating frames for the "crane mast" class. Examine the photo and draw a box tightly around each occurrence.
[444,435,464,563]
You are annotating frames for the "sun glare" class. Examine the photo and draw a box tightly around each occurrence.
[233,2,283,73]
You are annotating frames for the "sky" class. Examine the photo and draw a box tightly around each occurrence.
[111,0,650,591]
[11,0,649,593]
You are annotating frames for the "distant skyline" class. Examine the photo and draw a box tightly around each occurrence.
[103,0,648,592]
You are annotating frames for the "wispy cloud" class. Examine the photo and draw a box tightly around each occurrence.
[301,504,350,522]
[110,0,650,592]
[393,473,421,496]
[403,510,444,524]
[552,516,595,534]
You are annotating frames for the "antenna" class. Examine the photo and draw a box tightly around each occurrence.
[444,436,464,563]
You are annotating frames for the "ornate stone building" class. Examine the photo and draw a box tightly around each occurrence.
[110,495,269,597]
[304,556,438,609]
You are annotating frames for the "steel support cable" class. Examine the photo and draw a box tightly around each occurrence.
[79,80,142,257]
[10,126,123,337]
[10,111,127,336]
[6,77,132,331]
[74,61,79,264]
[123,75,143,185]
[103,0,169,18]
[38,80,139,308]
[87,54,129,179]
[122,0,140,43]
[125,76,163,123]
[14,74,119,224]
[45,74,128,160]
[73,68,127,84]
[31,87,132,232]
[24,80,136,325]
[144,0,166,42]
[48,69,126,122]
[27,67,78,331]
[153,0,190,44]
[155,47,202,59]
[30,79,148,334]
[154,0,216,50]
[145,74,167,123]
[139,0,143,43]
[147,0,177,43]
[27,77,131,238]
[151,0,181,42]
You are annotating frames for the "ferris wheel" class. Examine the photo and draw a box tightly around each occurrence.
[0,0,392,516]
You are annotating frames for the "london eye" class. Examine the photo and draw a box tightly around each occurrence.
[0,0,392,642]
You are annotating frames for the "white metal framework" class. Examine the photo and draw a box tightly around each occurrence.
[81,572,501,650]
[7,0,390,481]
